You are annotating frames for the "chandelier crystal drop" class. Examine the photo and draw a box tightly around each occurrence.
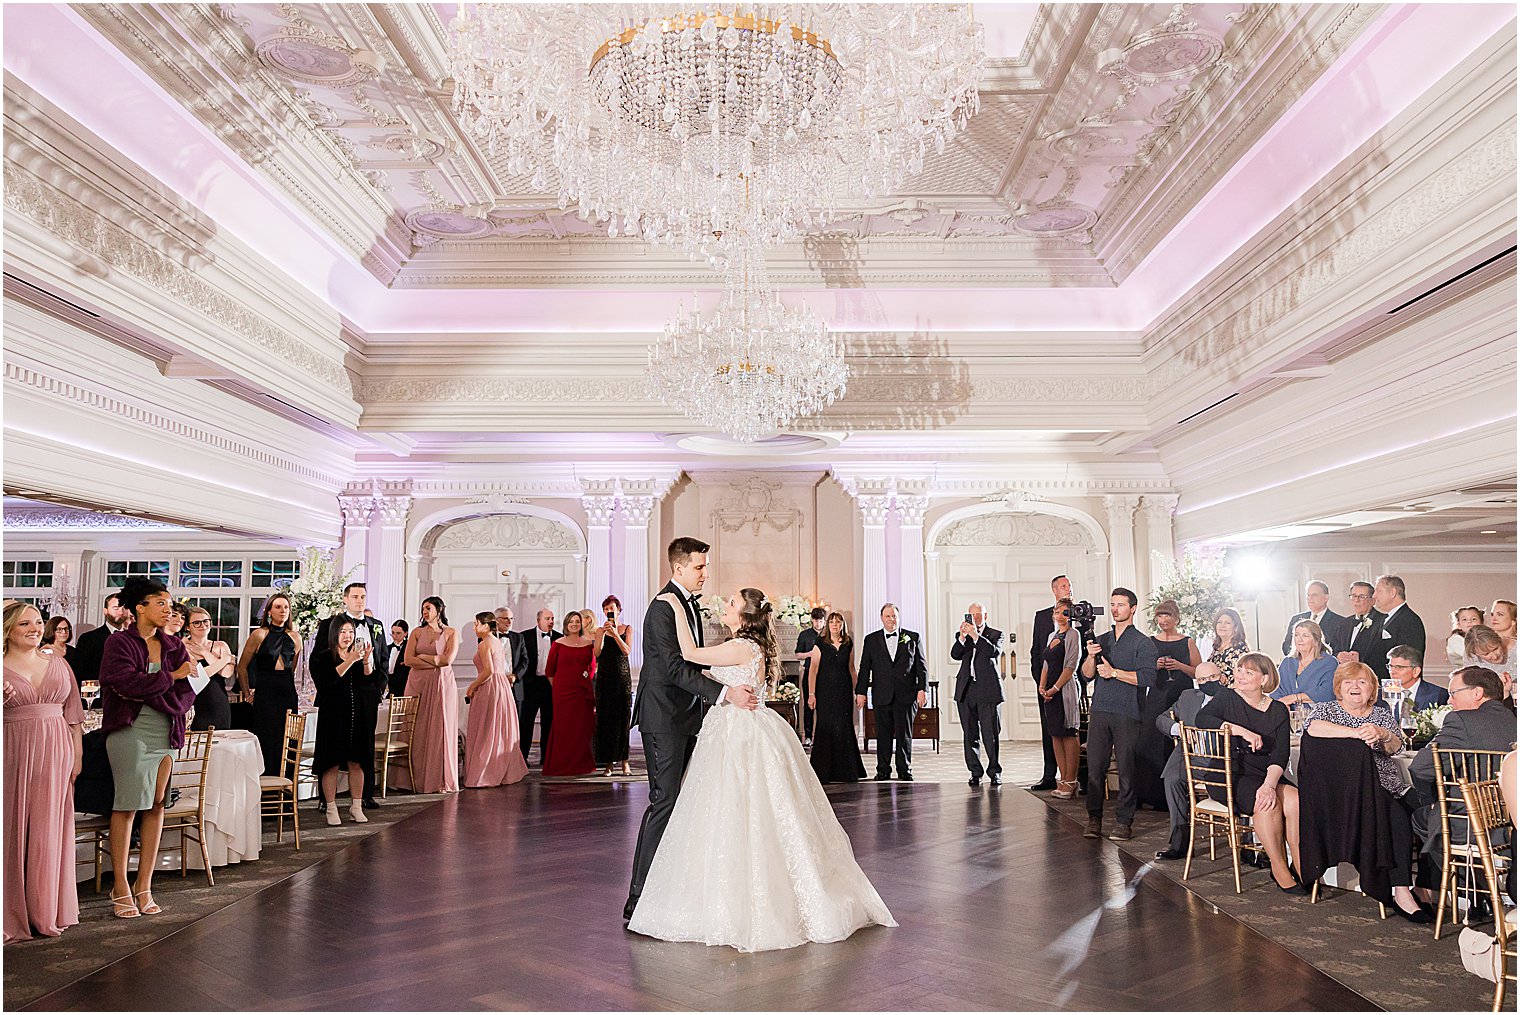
[450,4,985,261]
[646,241,848,442]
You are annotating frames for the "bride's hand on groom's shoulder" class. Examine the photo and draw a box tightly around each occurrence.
[655,592,680,607]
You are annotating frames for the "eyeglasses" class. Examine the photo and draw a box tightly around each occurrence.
[189,619,212,626]
[1387,662,1416,671]
[1348,593,1372,601]
[1449,684,1482,697]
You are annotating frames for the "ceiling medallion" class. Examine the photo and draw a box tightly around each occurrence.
[255,36,359,84]
[405,210,493,239]
[448,5,985,262]
[1122,30,1224,82]
[1014,205,1097,236]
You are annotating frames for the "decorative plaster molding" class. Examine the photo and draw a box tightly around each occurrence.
[709,478,805,536]
[582,495,618,528]
[432,513,580,551]
[982,489,1047,513]
[936,513,1091,548]
[339,495,375,528]
[856,494,893,528]
[619,494,657,527]
[2,505,186,531]
[896,495,930,528]
[374,495,412,527]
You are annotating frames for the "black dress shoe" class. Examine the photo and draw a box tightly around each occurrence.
[1394,902,1435,924]
[874,773,891,781]
[1274,874,1310,896]
[622,899,637,922]
[1028,780,1058,791]
[990,774,1002,786]
[1155,846,1187,861]
[899,774,914,782]
[968,776,981,788]
[364,798,381,809]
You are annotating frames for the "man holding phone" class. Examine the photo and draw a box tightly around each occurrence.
[1079,588,1158,841]
[951,603,1004,787]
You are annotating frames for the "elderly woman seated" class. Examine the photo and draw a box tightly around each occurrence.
[1195,652,1303,893]
[1303,661,1431,923]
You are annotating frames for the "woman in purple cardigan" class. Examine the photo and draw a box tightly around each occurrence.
[99,577,197,919]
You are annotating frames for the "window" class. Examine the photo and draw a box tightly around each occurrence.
[180,560,243,588]
[185,596,244,653]
[3,560,53,589]
[251,559,300,588]
[105,560,170,588]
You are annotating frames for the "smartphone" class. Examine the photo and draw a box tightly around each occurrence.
[964,613,972,623]
[605,610,616,621]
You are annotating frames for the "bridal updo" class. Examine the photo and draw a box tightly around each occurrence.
[733,588,781,687]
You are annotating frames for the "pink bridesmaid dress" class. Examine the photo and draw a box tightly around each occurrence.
[4,654,85,943]
[463,638,528,788]
[402,626,459,794]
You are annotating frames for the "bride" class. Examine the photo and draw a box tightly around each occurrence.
[627,587,896,953]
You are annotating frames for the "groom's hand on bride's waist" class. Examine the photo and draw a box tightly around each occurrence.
[722,684,760,710]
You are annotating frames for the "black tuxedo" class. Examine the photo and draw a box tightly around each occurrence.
[518,625,562,762]
[315,612,389,800]
[384,640,411,699]
[497,630,529,708]
[856,627,927,778]
[795,626,822,734]
[71,623,120,708]
[951,626,1004,780]
[1030,605,1058,782]
[627,580,726,919]
[1345,610,1389,681]
[1378,603,1427,658]
[1282,609,1352,656]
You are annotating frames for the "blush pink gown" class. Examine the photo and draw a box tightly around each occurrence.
[464,638,528,788]
[4,654,84,943]
[402,627,459,794]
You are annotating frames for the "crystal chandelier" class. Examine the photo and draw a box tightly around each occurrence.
[450,5,985,261]
[646,240,848,441]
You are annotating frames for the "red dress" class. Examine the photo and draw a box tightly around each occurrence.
[542,640,596,776]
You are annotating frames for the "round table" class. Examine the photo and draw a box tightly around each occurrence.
[182,729,262,869]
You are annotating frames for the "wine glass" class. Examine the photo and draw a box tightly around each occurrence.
[80,680,100,711]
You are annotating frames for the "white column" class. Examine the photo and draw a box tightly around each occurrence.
[619,493,656,671]
[1102,495,1141,594]
[582,494,617,612]
[923,549,943,707]
[857,494,892,633]
[369,495,411,625]
[338,495,373,581]
[895,494,929,636]
[1142,494,1179,593]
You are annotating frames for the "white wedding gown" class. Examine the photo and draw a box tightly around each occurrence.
[628,640,897,952]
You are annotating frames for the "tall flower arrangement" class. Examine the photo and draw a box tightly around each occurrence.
[775,595,813,628]
[1146,546,1236,641]
[278,547,355,640]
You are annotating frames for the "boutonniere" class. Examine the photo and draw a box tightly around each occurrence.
[898,632,910,646]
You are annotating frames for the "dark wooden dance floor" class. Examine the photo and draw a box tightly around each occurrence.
[28,782,1373,1011]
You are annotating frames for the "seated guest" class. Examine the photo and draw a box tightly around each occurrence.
[3,602,85,942]
[1154,661,1226,861]
[385,620,411,699]
[1303,661,1431,923]
[1281,580,1350,657]
[1207,608,1249,682]
[1195,652,1302,893]
[1447,605,1485,665]
[1275,620,1337,705]
[1385,644,1447,712]
[1463,625,1515,707]
[40,616,73,663]
[311,618,381,825]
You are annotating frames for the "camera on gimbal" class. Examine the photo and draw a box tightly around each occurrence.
[1070,600,1107,665]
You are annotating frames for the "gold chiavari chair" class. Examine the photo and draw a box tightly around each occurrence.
[259,711,306,849]
[1457,779,1515,1012]
[161,728,216,886]
[1181,724,1266,893]
[1433,746,1511,939]
[375,695,418,798]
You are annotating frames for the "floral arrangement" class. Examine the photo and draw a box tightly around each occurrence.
[774,595,814,627]
[1146,546,1236,641]
[697,593,726,622]
[276,546,354,639]
[770,681,800,704]
[1413,703,1452,744]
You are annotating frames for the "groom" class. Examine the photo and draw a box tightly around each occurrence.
[624,537,758,924]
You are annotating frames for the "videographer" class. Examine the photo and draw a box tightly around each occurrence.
[1079,588,1158,842]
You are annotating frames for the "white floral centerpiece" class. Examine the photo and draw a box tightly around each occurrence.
[1146,546,1236,642]
[1413,703,1452,745]
[770,681,800,704]
[697,593,725,623]
[775,595,813,628]
[279,547,355,639]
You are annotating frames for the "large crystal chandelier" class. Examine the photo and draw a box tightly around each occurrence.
[646,240,848,441]
[450,5,985,261]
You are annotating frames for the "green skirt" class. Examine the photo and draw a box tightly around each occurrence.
[106,708,174,812]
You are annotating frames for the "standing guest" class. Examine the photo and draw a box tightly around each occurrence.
[794,607,827,745]
[183,606,235,732]
[1281,580,1351,656]
[1136,600,1199,809]
[1153,662,1226,861]
[1371,575,1425,674]
[1028,575,1073,791]
[3,602,84,941]
[236,593,301,778]
[1386,645,1448,711]
[315,584,389,809]
[1487,599,1518,655]
[518,610,560,765]
[494,607,528,712]
[385,620,411,699]
[402,596,461,794]
[100,577,197,919]
[1207,608,1249,682]
[1195,652,1303,894]
[1275,621,1337,706]
[1463,625,1515,705]
[951,602,1004,788]
[542,611,596,777]
[464,614,528,788]
[1037,598,1083,799]
[71,593,130,700]
[593,597,634,777]
[163,602,190,639]
[40,617,73,663]
[1080,589,1159,840]
[807,611,867,784]
[310,618,380,825]
[1447,606,1486,665]
[1338,581,1387,676]
[855,603,927,782]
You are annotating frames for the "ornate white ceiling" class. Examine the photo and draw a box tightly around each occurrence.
[72,2,1379,289]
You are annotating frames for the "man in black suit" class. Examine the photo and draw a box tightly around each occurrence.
[625,537,757,923]
[951,602,1004,787]
[1028,574,1072,791]
[71,592,130,705]
[384,620,411,698]
[1372,574,1426,672]
[1338,581,1388,680]
[494,606,529,710]
[314,583,390,808]
[855,603,928,781]
[1153,661,1226,860]
[518,609,560,764]
[1281,579,1351,656]
[794,608,827,742]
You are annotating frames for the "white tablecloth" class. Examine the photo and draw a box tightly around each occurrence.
[178,729,262,869]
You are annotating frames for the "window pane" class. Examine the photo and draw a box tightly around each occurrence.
[185,596,244,654]
[179,559,243,588]
[105,560,171,588]
[251,559,300,588]
[3,560,53,589]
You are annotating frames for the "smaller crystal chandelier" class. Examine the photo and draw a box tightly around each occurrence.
[647,241,847,442]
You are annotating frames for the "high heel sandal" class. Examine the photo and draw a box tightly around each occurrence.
[110,890,140,919]
[133,889,162,915]
[1051,779,1079,800]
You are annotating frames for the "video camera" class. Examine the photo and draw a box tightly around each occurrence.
[1069,600,1107,665]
